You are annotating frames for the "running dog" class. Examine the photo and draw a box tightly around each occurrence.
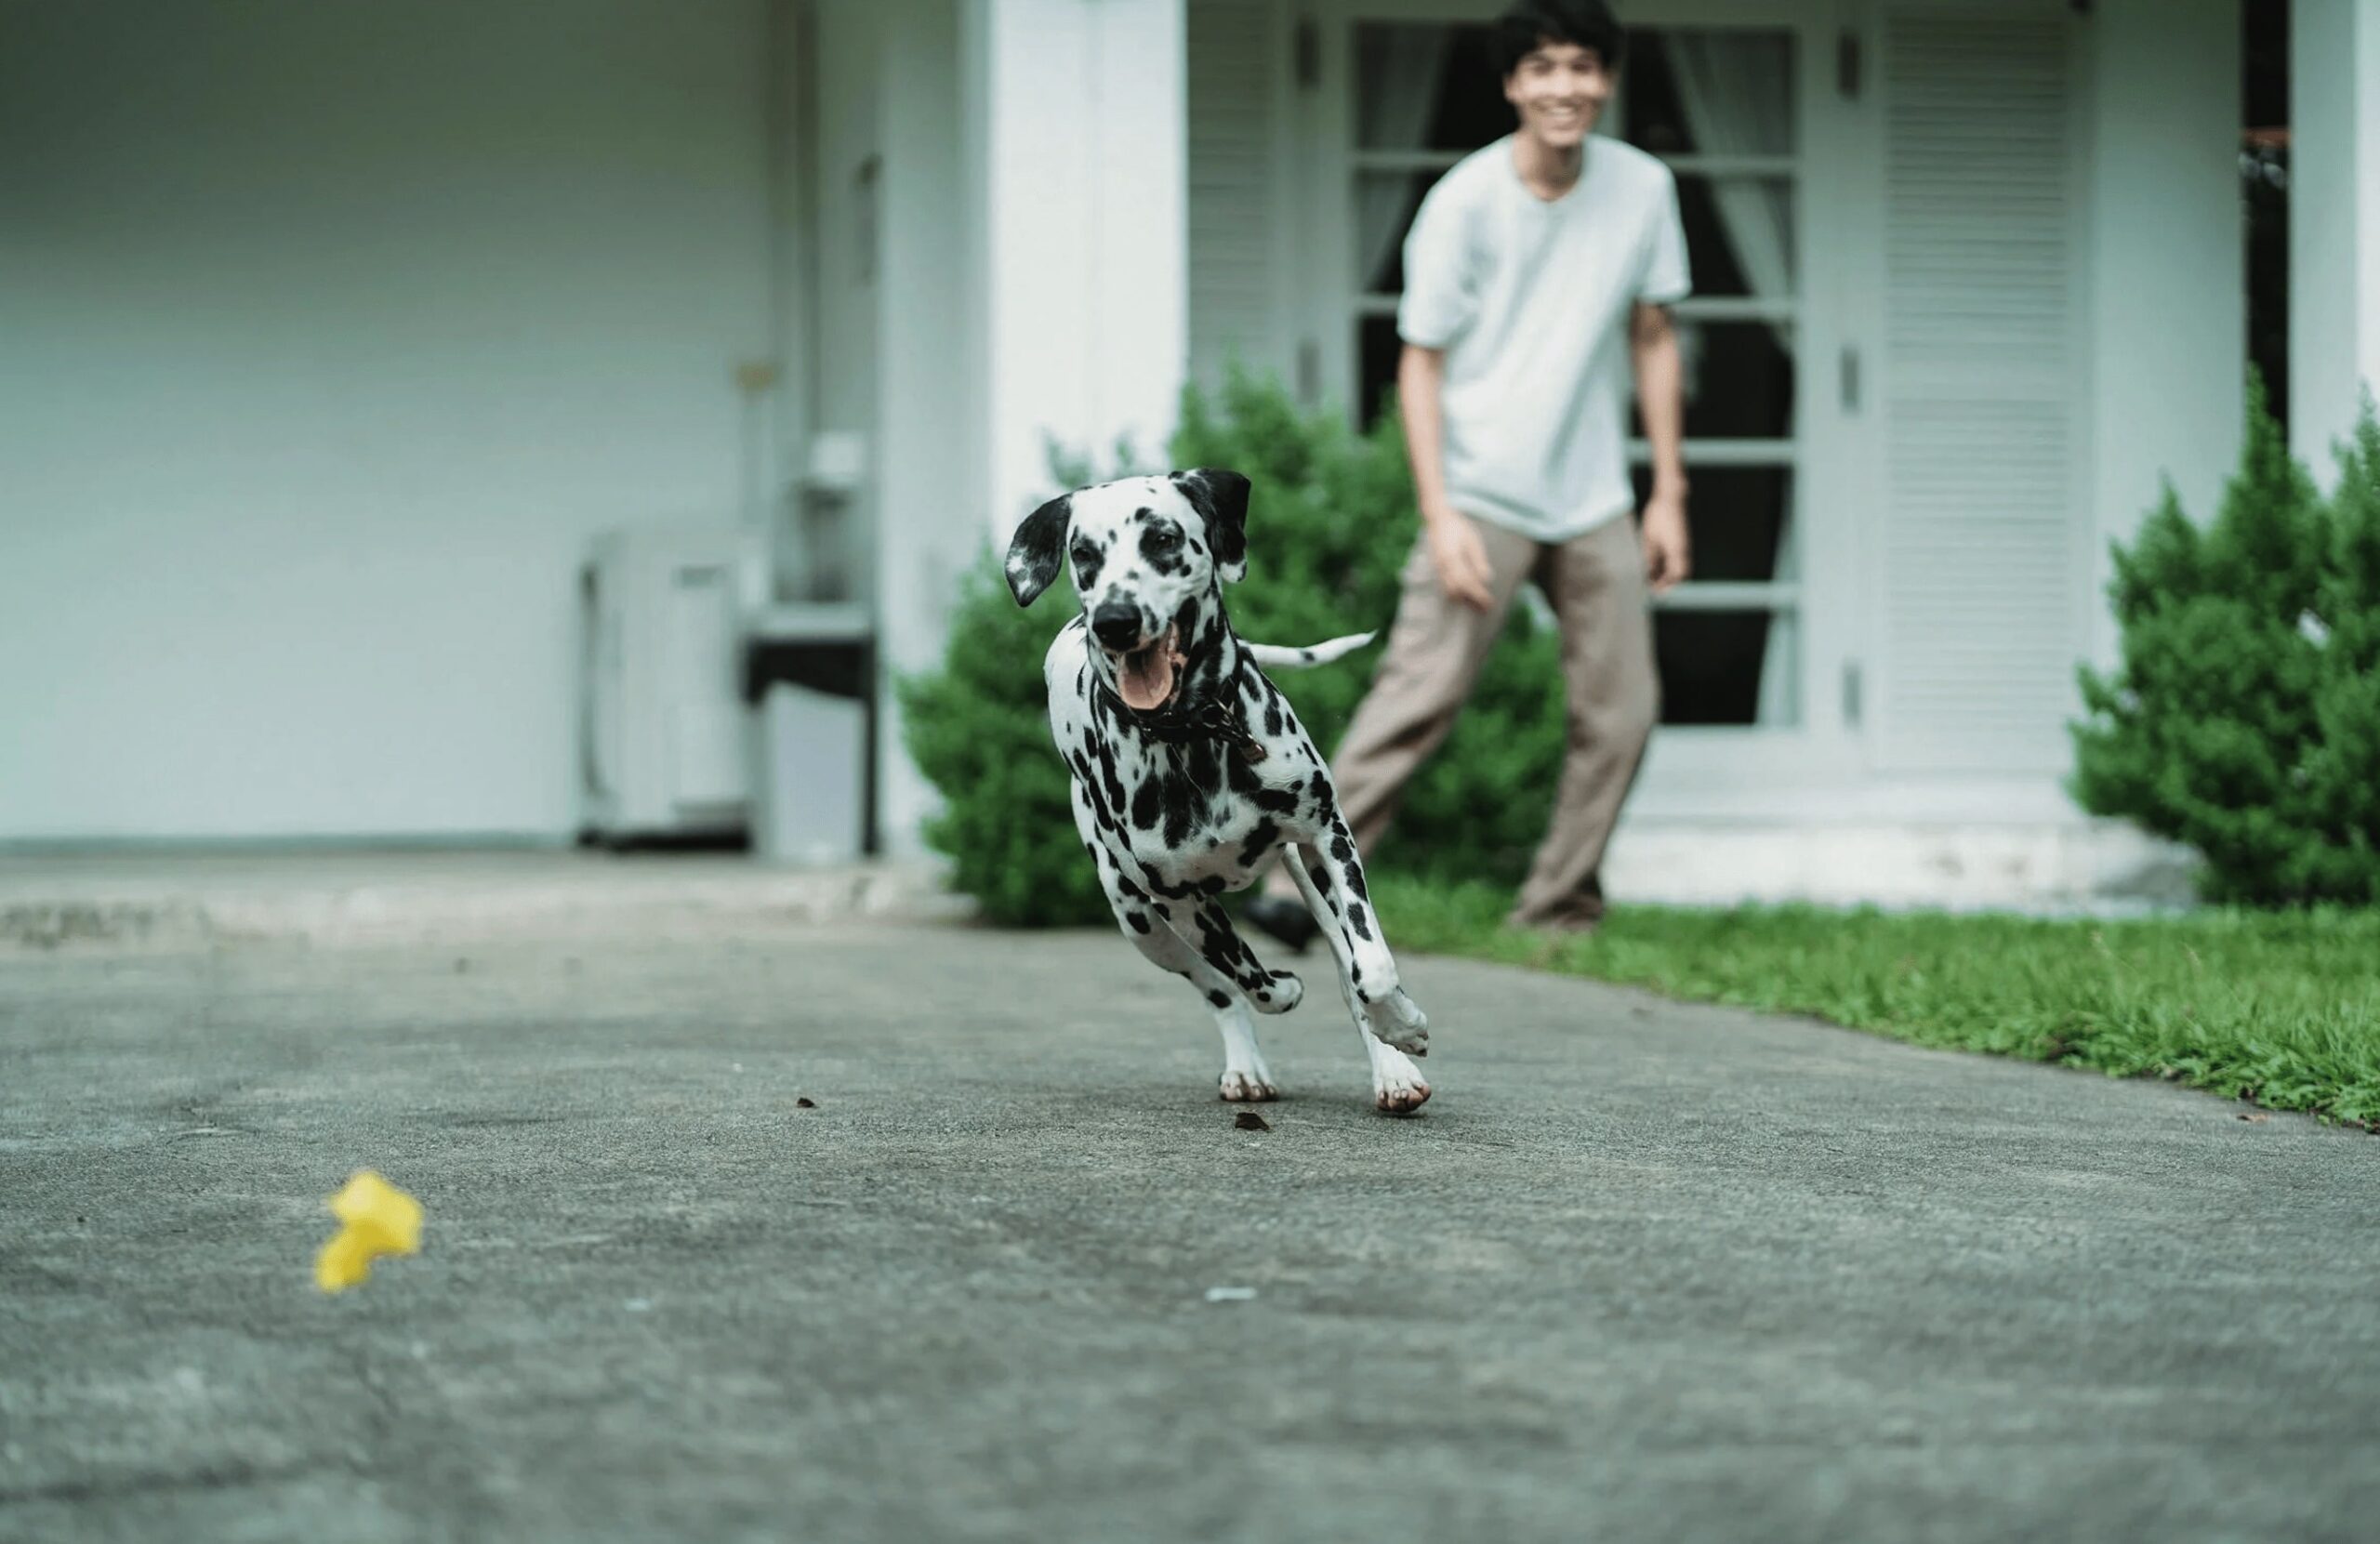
[1005,468,1433,1113]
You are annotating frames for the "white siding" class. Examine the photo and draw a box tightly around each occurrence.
[1873,1,2087,773]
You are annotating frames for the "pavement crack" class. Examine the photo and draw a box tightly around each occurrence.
[0,1453,362,1507]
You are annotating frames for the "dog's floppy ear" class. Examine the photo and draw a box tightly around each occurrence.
[1003,494,1073,608]
[1172,468,1251,584]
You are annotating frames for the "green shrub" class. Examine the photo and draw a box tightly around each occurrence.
[2071,381,2380,904]
[899,368,1569,927]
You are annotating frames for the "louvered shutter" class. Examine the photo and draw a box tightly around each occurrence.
[1873,2,2086,773]
[1186,0,1289,394]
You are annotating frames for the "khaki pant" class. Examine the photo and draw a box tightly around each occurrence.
[1283,512,1658,925]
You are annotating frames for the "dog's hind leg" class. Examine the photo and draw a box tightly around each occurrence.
[1084,841,1280,1100]
[1179,898,1302,1015]
[1117,904,1280,1102]
[1288,834,1431,1113]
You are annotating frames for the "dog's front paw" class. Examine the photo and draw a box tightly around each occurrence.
[1370,1051,1432,1115]
[1249,970,1302,1015]
[1364,989,1428,1056]
[1219,1068,1279,1102]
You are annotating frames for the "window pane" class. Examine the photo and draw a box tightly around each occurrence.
[1669,175,1795,299]
[1358,313,1403,423]
[1620,31,1796,157]
[1355,172,1438,294]
[1655,608,1798,726]
[1630,467,1794,584]
[1356,24,1505,153]
[1631,320,1795,440]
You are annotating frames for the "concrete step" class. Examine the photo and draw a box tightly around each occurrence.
[0,850,973,951]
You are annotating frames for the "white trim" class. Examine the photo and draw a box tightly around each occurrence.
[1626,437,1795,465]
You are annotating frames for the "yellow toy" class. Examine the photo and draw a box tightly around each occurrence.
[313,1170,423,1293]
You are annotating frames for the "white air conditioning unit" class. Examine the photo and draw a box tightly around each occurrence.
[579,524,761,844]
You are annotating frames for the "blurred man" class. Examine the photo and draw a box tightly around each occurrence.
[1247,0,1689,946]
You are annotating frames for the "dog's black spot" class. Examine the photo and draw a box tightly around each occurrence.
[1329,831,1355,865]
[1351,961,1364,985]
[1162,764,1207,849]
[1251,786,1299,816]
[1264,701,1282,737]
[1128,912,1152,934]
[1096,750,1128,814]
[1207,990,1230,1009]
[1348,899,1374,943]
[1131,776,1161,832]
[1308,772,1329,802]
[1237,817,1279,870]
[1139,521,1189,577]
[1343,863,1369,903]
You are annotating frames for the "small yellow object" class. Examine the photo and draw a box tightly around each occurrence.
[313,1170,424,1293]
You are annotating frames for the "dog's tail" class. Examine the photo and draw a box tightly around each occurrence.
[1247,631,1377,671]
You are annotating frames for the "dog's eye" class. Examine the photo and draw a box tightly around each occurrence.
[1147,527,1182,552]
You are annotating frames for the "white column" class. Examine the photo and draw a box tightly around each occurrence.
[2290,0,2380,482]
[978,0,1188,542]
[873,0,974,856]
[2086,0,2241,670]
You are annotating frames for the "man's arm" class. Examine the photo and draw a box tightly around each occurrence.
[1630,301,1690,593]
[1397,343,1494,610]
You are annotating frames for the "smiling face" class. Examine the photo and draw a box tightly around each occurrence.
[1004,469,1252,712]
[1502,37,1613,152]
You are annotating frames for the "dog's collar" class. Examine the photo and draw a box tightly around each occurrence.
[1097,685,1268,762]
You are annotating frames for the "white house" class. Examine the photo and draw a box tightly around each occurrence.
[4,0,2375,908]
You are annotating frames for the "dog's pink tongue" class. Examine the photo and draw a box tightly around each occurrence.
[1117,647,1175,711]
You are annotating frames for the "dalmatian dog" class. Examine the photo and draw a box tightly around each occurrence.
[1005,468,1434,1114]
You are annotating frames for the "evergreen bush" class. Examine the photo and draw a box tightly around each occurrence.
[899,368,1571,927]
[2071,381,2380,904]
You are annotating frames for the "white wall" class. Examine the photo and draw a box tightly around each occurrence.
[0,0,775,840]
[2291,0,2380,481]
[2084,0,2243,668]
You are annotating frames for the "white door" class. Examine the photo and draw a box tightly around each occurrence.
[1296,0,1863,809]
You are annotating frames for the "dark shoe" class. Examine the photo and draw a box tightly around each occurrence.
[1243,893,1319,954]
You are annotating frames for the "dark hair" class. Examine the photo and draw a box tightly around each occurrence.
[1491,0,1627,79]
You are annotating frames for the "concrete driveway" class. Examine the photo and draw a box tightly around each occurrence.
[4,922,2374,1541]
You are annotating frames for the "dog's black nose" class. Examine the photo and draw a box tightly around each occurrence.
[1091,602,1143,651]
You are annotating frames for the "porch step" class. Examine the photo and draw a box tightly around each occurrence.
[1601,820,2200,915]
[0,851,972,952]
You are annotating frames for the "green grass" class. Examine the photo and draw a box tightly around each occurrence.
[1372,877,2380,1128]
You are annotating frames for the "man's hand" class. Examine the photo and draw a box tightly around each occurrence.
[1641,490,1690,594]
[1425,513,1496,611]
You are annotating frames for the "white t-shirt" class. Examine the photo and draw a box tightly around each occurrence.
[1397,135,1692,543]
